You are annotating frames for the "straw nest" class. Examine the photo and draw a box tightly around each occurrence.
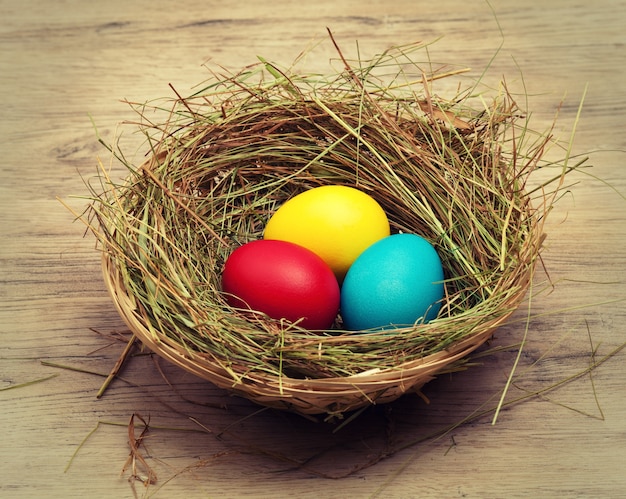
[86,38,564,417]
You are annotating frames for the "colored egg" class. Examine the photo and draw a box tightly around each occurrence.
[263,185,390,281]
[221,239,340,330]
[340,233,444,330]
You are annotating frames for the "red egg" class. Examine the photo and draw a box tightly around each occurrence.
[221,240,340,330]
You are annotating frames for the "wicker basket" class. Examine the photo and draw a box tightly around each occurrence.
[89,53,549,418]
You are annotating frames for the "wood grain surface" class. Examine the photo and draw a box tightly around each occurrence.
[1,1,625,498]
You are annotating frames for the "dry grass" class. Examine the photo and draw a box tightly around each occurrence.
[75,32,578,416]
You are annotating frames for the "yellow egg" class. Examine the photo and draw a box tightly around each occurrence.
[264,185,390,280]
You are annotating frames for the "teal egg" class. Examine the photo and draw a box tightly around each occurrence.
[340,233,444,330]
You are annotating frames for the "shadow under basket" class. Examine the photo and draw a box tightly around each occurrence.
[90,64,550,418]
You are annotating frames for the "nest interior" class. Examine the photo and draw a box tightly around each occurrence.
[88,43,557,416]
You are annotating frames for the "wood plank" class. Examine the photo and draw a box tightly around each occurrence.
[2,1,625,497]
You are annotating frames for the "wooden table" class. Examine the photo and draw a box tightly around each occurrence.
[2,1,625,497]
